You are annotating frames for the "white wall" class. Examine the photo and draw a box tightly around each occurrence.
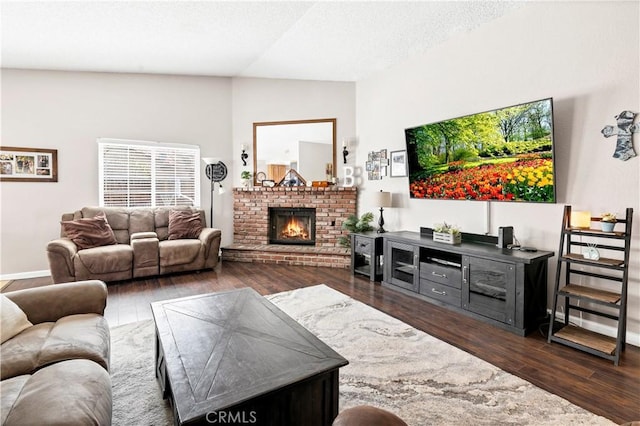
[355,1,639,343]
[0,69,232,275]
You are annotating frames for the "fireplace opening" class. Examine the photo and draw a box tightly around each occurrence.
[269,207,316,245]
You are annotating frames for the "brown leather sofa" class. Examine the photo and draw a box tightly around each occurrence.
[47,206,222,283]
[1,280,112,426]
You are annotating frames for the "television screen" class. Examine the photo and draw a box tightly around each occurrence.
[404,98,556,203]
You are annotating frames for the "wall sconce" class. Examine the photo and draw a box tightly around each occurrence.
[240,144,248,166]
[570,211,591,229]
[342,139,349,164]
[373,190,392,233]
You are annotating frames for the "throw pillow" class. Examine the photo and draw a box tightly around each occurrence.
[1,294,33,343]
[61,212,118,249]
[168,210,203,240]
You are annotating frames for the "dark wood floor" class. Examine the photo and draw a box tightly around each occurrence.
[6,262,639,424]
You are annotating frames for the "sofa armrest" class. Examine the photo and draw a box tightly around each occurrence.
[131,233,159,278]
[4,280,108,325]
[198,228,222,259]
[46,238,78,283]
[131,231,158,242]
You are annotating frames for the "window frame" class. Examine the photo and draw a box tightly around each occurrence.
[98,138,201,208]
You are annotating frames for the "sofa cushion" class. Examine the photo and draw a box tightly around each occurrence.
[0,323,52,380]
[168,210,203,240]
[129,209,155,234]
[2,359,112,426]
[159,239,201,266]
[0,314,110,380]
[61,212,117,250]
[75,244,133,274]
[0,295,33,344]
[81,207,130,244]
[0,375,30,425]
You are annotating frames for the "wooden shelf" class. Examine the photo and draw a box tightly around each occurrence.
[562,253,624,267]
[549,206,633,365]
[567,227,625,238]
[554,325,617,355]
[559,284,621,304]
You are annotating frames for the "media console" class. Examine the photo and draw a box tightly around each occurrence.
[382,229,554,335]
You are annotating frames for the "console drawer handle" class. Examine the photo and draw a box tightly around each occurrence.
[431,288,447,296]
[432,271,447,278]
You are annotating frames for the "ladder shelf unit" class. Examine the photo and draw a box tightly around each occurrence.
[548,205,633,365]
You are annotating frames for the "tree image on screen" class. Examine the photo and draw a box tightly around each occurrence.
[405,99,555,203]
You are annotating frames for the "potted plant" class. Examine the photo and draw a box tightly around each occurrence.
[339,212,374,247]
[433,222,462,245]
[240,171,252,188]
[600,212,617,232]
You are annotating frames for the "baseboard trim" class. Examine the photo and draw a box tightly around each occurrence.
[549,309,639,348]
[0,270,50,281]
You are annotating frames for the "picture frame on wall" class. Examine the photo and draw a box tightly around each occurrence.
[390,150,408,177]
[0,146,58,182]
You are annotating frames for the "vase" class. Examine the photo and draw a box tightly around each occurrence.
[601,221,615,232]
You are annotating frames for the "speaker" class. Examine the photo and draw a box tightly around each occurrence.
[498,226,514,248]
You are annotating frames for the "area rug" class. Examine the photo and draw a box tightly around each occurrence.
[110,284,613,425]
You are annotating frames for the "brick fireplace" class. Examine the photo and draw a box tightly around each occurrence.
[222,186,357,268]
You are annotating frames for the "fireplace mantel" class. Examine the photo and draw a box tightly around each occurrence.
[223,186,357,267]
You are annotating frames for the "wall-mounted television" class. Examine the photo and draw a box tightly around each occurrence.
[404,98,556,203]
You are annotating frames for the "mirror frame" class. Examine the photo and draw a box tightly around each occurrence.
[253,118,337,186]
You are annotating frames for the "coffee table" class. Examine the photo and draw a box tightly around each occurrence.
[151,287,348,426]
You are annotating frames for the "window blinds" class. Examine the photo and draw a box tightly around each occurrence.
[98,138,200,208]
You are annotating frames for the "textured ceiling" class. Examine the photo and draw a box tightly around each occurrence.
[1,1,525,82]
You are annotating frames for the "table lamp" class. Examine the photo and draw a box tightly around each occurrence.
[374,190,392,233]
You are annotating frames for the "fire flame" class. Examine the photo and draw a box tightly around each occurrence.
[281,217,309,239]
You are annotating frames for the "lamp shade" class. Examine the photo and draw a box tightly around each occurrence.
[570,211,591,228]
[202,157,222,165]
[374,191,392,208]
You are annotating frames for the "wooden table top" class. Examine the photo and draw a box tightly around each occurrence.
[151,287,348,424]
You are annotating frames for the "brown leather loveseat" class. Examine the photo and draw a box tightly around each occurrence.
[1,280,112,425]
[47,206,221,283]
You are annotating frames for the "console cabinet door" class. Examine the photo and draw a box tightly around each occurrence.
[384,241,419,292]
[462,256,516,325]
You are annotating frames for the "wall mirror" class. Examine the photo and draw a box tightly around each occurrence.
[253,118,336,185]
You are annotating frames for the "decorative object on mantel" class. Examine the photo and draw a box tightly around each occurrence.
[240,144,249,166]
[601,110,639,161]
[325,163,333,181]
[255,171,266,185]
[240,171,252,188]
[600,212,617,232]
[374,190,392,233]
[342,166,355,187]
[432,222,462,245]
[278,169,306,187]
[0,146,58,182]
[582,243,600,261]
[262,180,276,187]
[339,212,374,247]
